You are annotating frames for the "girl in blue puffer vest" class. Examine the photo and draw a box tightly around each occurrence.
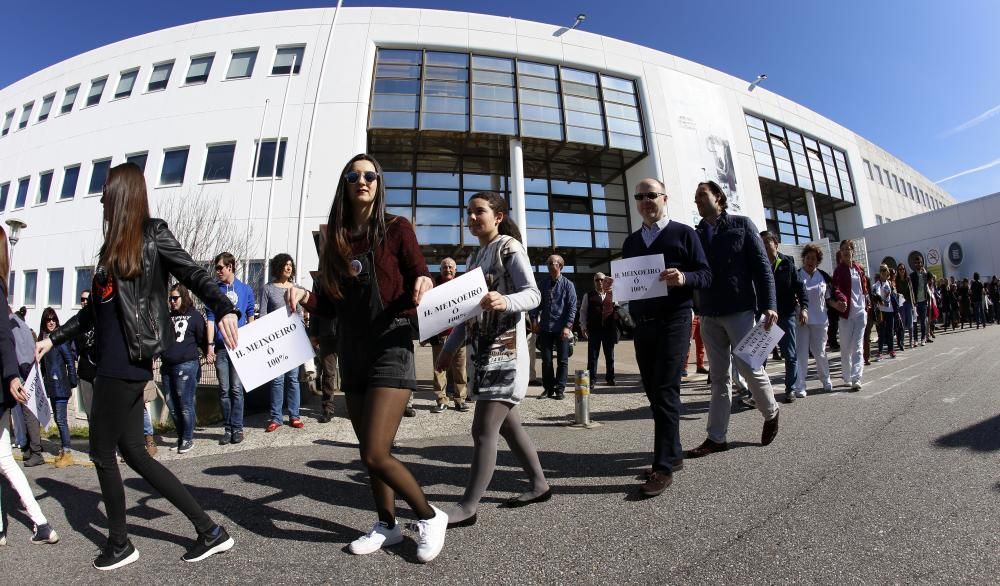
[39,307,77,467]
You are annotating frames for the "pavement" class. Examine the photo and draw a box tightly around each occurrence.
[1,325,998,584]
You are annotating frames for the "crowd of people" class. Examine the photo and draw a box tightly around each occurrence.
[1,154,997,571]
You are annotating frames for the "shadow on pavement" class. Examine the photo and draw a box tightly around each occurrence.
[934,414,1000,453]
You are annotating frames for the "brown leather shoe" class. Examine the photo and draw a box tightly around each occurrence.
[761,410,780,446]
[684,439,728,459]
[639,470,673,497]
[639,460,683,479]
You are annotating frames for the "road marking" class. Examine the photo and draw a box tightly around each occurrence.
[863,347,972,399]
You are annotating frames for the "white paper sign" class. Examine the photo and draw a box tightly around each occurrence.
[24,362,52,428]
[417,267,487,342]
[228,310,316,392]
[733,321,785,371]
[610,254,669,303]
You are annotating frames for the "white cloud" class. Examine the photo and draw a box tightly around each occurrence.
[942,103,1000,136]
[935,157,1000,183]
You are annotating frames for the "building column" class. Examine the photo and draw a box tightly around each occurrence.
[805,190,822,241]
[509,138,528,248]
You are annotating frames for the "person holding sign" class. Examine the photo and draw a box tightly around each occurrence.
[285,154,447,563]
[426,257,469,413]
[0,225,61,546]
[258,253,305,432]
[690,180,781,459]
[434,191,549,524]
[37,163,238,570]
[610,179,711,497]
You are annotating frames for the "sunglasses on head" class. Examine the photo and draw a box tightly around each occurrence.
[344,171,379,184]
[633,191,664,201]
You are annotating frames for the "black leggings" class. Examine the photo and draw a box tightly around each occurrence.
[90,376,215,545]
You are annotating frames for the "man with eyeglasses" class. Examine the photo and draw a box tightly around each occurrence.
[205,252,255,446]
[614,178,711,497]
[530,255,577,400]
[73,289,97,417]
[579,272,619,386]
[689,180,781,459]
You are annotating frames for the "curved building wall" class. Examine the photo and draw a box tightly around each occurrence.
[0,7,955,324]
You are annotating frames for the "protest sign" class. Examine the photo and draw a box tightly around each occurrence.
[733,320,784,371]
[24,362,52,428]
[610,254,669,303]
[417,267,487,342]
[228,310,316,392]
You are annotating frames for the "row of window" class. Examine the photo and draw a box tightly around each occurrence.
[0,139,288,211]
[861,159,944,211]
[370,49,645,152]
[1,45,305,138]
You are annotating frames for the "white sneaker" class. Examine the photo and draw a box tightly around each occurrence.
[852,381,863,392]
[793,390,807,398]
[348,521,402,555]
[414,505,448,563]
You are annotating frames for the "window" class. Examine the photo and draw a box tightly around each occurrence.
[61,165,80,199]
[15,177,29,209]
[86,77,107,107]
[126,152,148,171]
[147,61,173,92]
[75,267,94,307]
[160,148,190,185]
[47,269,64,306]
[863,160,873,181]
[38,94,55,122]
[271,46,304,75]
[23,270,37,307]
[186,54,214,84]
[246,260,266,294]
[371,49,421,129]
[421,51,469,131]
[89,159,111,194]
[18,102,33,129]
[0,183,8,210]
[2,110,12,136]
[61,85,79,114]
[226,49,258,79]
[37,171,53,204]
[203,143,236,181]
[115,68,139,98]
[7,272,14,304]
[602,75,643,150]
[252,139,287,178]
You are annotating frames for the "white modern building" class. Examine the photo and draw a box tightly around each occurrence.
[0,6,957,326]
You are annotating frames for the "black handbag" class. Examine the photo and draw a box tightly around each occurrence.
[614,304,635,330]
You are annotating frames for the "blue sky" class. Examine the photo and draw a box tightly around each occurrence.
[3,0,997,201]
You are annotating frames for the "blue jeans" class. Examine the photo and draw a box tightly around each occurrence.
[161,360,199,442]
[776,313,798,393]
[973,302,986,327]
[215,347,244,434]
[143,405,154,436]
[537,331,570,395]
[915,301,928,342]
[269,368,301,423]
[50,398,71,450]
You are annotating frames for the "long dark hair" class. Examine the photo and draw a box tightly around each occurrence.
[468,191,522,243]
[169,284,193,314]
[319,154,388,300]
[269,253,295,283]
[39,307,60,339]
[0,226,9,298]
[100,162,151,279]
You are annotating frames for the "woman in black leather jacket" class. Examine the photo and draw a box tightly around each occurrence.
[36,162,241,571]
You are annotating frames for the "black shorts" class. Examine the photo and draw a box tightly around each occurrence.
[339,323,416,394]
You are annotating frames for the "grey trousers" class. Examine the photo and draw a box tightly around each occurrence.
[700,311,779,443]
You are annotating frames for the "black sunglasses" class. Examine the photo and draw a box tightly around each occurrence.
[169,296,181,301]
[633,191,664,201]
[344,171,379,184]
[80,296,89,302]
[215,265,228,271]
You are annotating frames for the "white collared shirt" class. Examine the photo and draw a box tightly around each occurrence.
[640,216,671,247]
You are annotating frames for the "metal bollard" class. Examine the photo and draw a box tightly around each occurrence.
[574,369,590,426]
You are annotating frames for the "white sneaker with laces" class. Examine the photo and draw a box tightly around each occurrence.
[348,521,402,555]
[414,505,448,563]
[793,390,807,398]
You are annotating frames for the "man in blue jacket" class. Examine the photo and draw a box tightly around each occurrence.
[688,181,780,458]
[531,255,577,400]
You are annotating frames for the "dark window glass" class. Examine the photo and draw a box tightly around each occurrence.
[426,52,468,67]
[227,49,258,79]
[2,110,13,135]
[38,172,53,204]
[18,103,33,129]
[89,160,111,194]
[204,143,236,181]
[0,184,8,210]
[75,267,93,305]
[23,271,37,306]
[378,49,422,65]
[272,46,305,75]
[148,62,173,92]
[160,149,189,185]
[115,69,139,98]
[86,78,106,107]
[61,166,80,199]
[48,269,64,306]
[15,178,29,208]
[126,153,148,171]
[253,140,287,178]
[38,94,55,121]
[61,86,78,114]
[186,55,214,84]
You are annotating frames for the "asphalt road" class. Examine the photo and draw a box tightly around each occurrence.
[1,325,998,585]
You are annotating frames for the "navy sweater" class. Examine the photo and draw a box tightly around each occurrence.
[695,212,776,317]
[621,220,712,321]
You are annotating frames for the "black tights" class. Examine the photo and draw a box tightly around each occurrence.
[345,388,434,525]
[90,377,215,545]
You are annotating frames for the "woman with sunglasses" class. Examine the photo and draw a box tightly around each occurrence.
[434,191,550,528]
[161,285,206,454]
[36,162,239,570]
[285,154,446,562]
[39,307,78,467]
